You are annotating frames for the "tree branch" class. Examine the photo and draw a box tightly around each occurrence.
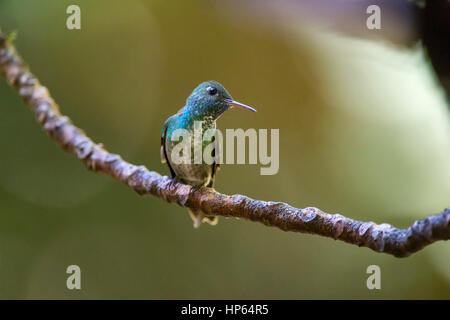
[0,33,448,258]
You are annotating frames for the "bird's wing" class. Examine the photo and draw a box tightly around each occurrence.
[208,135,221,188]
[160,121,168,164]
[161,119,176,178]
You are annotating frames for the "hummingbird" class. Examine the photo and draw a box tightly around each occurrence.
[161,81,256,228]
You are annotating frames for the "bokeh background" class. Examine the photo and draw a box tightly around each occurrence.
[0,0,449,299]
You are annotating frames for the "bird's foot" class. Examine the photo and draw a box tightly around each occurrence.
[188,184,214,194]
[170,176,183,187]
[197,185,216,193]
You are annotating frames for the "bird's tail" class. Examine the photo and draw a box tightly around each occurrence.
[188,208,218,228]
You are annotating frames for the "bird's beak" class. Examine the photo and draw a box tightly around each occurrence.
[224,99,257,112]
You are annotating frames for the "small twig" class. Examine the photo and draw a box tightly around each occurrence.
[0,33,448,258]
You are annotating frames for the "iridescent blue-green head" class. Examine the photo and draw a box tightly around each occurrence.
[186,80,256,120]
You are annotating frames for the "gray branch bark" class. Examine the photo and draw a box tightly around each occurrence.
[1,33,448,258]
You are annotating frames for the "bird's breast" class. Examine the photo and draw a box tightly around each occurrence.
[165,133,213,187]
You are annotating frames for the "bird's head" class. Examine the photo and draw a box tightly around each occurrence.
[186,80,256,120]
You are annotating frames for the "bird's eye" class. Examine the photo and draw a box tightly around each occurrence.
[206,86,217,95]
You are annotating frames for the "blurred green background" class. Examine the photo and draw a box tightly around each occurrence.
[0,0,449,299]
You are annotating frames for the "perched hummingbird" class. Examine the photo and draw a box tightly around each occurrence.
[161,81,256,228]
